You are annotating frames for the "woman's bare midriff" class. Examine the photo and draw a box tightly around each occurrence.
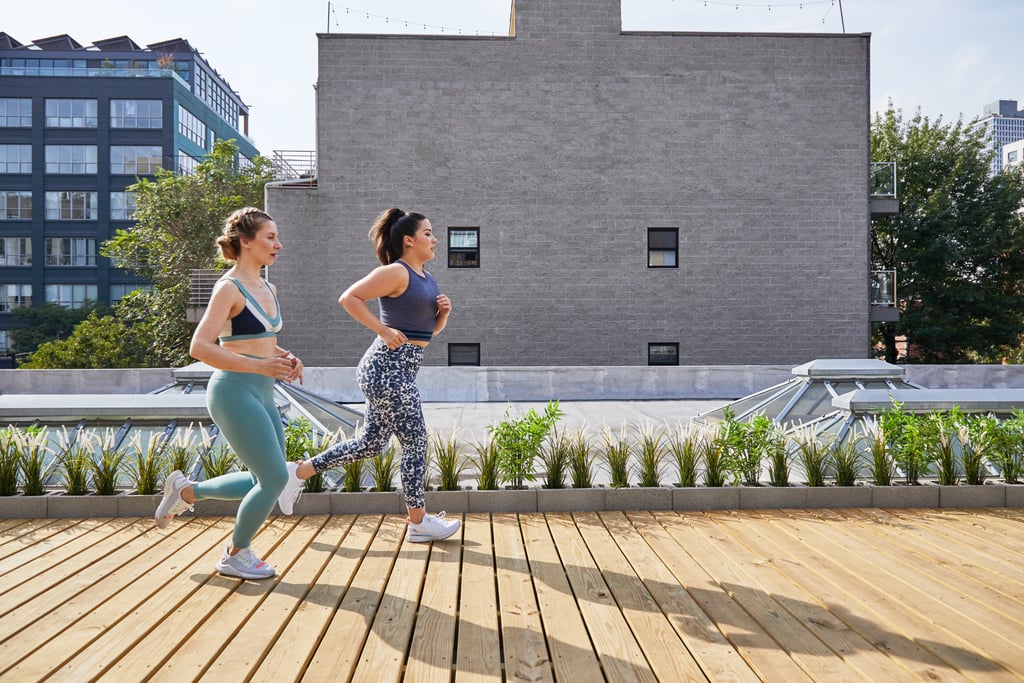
[222,337,280,359]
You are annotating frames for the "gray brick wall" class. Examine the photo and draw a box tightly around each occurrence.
[270,0,871,367]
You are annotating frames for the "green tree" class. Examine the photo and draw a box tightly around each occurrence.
[871,104,1024,363]
[20,306,160,369]
[102,139,274,365]
[10,301,108,357]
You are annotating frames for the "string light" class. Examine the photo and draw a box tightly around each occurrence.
[329,4,494,36]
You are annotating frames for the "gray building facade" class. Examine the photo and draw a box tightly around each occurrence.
[269,0,872,367]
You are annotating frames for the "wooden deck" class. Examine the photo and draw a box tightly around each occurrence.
[1,508,1023,682]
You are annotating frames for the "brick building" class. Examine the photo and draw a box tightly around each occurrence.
[269,0,872,367]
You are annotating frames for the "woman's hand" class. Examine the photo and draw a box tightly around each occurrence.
[261,354,300,381]
[281,351,304,384]
[436,294,452,318]
[380,326,408,350]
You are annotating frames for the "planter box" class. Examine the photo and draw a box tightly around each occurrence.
[871,484,939,508]
[938,484,1006,508]
[0,493,49,519]
[538,487,604,512]
[119,493,160,517]
[1006,483,1024,507]
[426,489,470,514]
[291,491,332,515]
[193,498,239,517]
[673,486,739,511]
[468,489,537,513]
[739,485,807,510]
[332,490,404,514]
[47,492,121,518]
[603,486,672,511]
[805,485,873,509]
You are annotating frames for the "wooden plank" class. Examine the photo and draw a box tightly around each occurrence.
[351,519,433,683]
[844,508,1024,604]
[404,517,464,683]
[691,510,922,683]
[545,512,656,682]
[0,518,73,556]
[625,512,814,682]
[878,508,1024,583]
[198,515,336,682]
[250,515,374,683]
[711,510,970,683]
[760,509,1017,681]
[65,516,294,682]
[302,514,406,681]
[519,513,604,683]
[0,516,216,675]
[575,512,707,682]
[492,512,554,682]
[0,517,119,588]
[653,511,860,683]
[784,509,1024,648]
[599,512,761,683]
[144,516,319,682]
[0,517,144,612]
[454,513,502,683]
[20,518,232,683]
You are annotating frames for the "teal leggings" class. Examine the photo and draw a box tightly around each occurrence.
[193,369,287,549]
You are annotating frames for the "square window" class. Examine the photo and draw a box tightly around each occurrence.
[648,228,678,268]
[448,227,479,268]
[648,342,679,366]
[448,343,481,366]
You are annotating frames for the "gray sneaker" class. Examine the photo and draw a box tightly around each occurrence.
[155,470,193,529]
[406,511,461,543]
[215,546,276,580]
[278,460,303,515]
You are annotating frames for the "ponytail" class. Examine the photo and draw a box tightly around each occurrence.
[369,208,427,264]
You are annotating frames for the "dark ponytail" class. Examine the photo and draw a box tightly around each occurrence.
[369,208,427,265]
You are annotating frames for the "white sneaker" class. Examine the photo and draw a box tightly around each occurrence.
[155,470,193,529]
[278,461,303,515]
[406,511,461,543]
[215,546,276,580]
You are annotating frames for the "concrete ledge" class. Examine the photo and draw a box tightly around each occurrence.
[426,490,471,514]
[468,489,537,513]
[539,487,604,512]
[1006,484,1024,507]
[603,486,673,511]
[739,485,808,510]
[872,484,940,508]
[939,484,1006,508]
[47,494,120,518]
[806,485,873,508]
[0,494,48,518]
[292,491,332,515]
[333,491,404,514]
[673,486,740,510]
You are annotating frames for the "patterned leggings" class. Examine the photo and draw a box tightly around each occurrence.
[311,338,428,509]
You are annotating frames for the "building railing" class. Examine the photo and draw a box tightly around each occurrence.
[870,162,896,198]
[188,269,224,307]
[871,269,897,306]
[0,66,190,87]
[271,150,317,181]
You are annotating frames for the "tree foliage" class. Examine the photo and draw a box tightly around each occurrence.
[102,139,274,365]
[871,104,1024,363]
[10,302,108,357]
[20,305,160,369]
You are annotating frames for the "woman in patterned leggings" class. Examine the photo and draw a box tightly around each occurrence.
[279,208,461,543]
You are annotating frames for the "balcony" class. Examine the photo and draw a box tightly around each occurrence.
[869,268,899,322]
[271,150,317,185]
[870,161,898,217]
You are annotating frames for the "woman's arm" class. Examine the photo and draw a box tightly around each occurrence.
[339,264,408,349]
[433,294,451,337]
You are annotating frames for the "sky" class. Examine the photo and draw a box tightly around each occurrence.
[3,0,1021,154]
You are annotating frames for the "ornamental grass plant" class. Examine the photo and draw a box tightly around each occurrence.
[667,421,703,488]
[0,427,18,496]
[15,426,48,496]
[567,428,596,489]
[600,423,633,489]
[369,443,399,493]
[635,423,666,488]
[431,428,469,491]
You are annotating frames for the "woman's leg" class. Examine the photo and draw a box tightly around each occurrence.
[196,372,288,550]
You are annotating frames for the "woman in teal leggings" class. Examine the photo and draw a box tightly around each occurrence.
[155,207,304,580]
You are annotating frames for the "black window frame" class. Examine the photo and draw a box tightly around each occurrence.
[448,343,481,366]
[648,342,679,366]
[647,227,679,268]
[448,227,480,268]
